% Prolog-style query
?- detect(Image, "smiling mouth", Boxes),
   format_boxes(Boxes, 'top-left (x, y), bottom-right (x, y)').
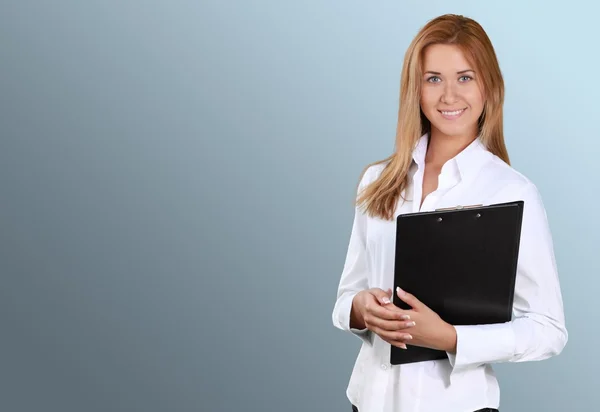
top-left (438, 108), bottom-right (467, 119)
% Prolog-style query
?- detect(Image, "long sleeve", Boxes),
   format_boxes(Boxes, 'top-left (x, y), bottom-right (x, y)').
top-left (447, 182), bottom-right (568, 377)
top-left (331, 166), bottom-right (375, 346)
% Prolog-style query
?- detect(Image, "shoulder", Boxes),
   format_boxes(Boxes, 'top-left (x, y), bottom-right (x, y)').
top-left (486, 153), bottom-right (530, 185)
top-left (481, 152), bottom-right (546, 209)
top-left (483, 153), bottom-right (539, 193)
top-left (357, 159), bottom-right (389, 188)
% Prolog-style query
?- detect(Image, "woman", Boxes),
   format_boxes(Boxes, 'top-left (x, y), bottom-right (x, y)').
top-left (331, 14), bottom-right (567, 412)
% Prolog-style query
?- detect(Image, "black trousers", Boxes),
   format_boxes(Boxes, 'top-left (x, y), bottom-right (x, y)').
top-left (351, 406), bottom-right (498, 412)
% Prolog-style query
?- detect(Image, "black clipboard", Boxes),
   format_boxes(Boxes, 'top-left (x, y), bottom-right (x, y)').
top-left (390, 201), bottom-right (524, 365)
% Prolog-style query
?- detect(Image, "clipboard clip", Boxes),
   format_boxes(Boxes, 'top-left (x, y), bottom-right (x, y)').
top-left (435, 204), bottom-right (483, 211)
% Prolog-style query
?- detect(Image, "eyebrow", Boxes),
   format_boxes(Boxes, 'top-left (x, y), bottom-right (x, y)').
top-left (425, 69), bottom-right (475, 75)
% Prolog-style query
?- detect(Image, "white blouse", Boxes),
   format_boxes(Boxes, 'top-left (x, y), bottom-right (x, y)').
top-left (332, 134), bottom-right (567, 412)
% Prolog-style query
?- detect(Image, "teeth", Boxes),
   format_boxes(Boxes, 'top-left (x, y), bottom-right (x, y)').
top-left (441, 109), bottom-right (464, 116)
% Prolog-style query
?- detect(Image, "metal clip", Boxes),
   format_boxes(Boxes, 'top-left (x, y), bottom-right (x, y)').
top-left (435, 204), bottom-right (483, 211)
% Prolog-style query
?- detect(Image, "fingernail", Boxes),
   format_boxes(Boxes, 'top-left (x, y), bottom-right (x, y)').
top-left (396, 286), bottom-right (406, 297)
top-left (381, 297), bottom-right (391, 304)
top-left (401, 315), bottom-right (411, 320)
top-left (400, 343), bottom-right (407, 349)
top-left (405, 334), bottom-right (413, 340)
top-left (407, 321), bottom-right (416, 327)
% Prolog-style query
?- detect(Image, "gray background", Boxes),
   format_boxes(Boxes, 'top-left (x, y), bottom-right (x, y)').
top-left (0, 1), bottom-right (595, 411)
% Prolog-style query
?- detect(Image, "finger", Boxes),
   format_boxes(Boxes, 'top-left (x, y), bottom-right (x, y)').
top-left (380, 295), bottom-right (392, 305)
top-left (382, 288), bottom-right (393, 304)
top-left (380, 332), bottom-right (413, 349)
top-left (392, 341), bottom-right (409, 350)
top-left (370, 289), bottom-right (393, 306)
top-left (384, 340), bottom-right (407, 350)
top-left (365, 299), bottom-right (411, 321)
top-left (396, 286), bottom-right (423, 310)
top-left (365, 317), bottom-right (416, 332)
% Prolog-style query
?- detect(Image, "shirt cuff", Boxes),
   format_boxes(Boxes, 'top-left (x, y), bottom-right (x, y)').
top-left (447, 322), bottom-right (516, 376)
top-left (334, 292), bottom-right (373, 346)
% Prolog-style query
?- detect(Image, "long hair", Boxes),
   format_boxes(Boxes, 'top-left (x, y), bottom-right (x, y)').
top-left (357, 14), bottom-right (509, 221)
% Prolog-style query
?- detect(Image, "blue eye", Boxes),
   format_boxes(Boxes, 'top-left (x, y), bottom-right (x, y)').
top-left (459, 75), bottom-right (472, 82)
top-left (427, 76), bottom-right (441, 83)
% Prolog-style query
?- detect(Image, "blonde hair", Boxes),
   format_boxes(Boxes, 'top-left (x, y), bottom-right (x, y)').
top-left (357, 14), bottom-right (510, 221)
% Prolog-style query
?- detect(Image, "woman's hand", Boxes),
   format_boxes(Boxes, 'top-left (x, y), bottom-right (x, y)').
top-left (351, 288), bottom-right (416, 349)
top-left (388, 287), bottom-right (458, 353)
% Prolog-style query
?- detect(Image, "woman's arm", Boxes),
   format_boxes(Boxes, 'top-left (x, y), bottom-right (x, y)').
top-left (446, 182), bottom-right (568, 378)
top-left (332, 166), bottom-right (375, 345)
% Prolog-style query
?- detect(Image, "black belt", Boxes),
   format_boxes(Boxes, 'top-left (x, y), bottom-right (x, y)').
top-left (351, 405), bottom-right (498, 412)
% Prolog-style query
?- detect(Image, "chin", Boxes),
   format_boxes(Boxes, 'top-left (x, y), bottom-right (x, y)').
top-left (430, 125), bottom-right (466, 138)
top-left (430, 121), bottom-right (477, 139)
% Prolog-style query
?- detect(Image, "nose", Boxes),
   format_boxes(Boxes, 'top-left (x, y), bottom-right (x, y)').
top-left (441, 82), bottom-right (458, 105)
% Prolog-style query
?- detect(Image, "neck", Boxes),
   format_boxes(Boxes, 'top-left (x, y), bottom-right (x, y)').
top-left (425, 129), bottom-right (477, 167)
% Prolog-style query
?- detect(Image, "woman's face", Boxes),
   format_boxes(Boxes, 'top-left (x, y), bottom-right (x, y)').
top-left (419, 44), bottom-right (485, 140)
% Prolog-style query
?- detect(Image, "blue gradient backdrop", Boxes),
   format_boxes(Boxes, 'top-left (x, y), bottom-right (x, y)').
top-left (0, 1), bottom-right (595, 411)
